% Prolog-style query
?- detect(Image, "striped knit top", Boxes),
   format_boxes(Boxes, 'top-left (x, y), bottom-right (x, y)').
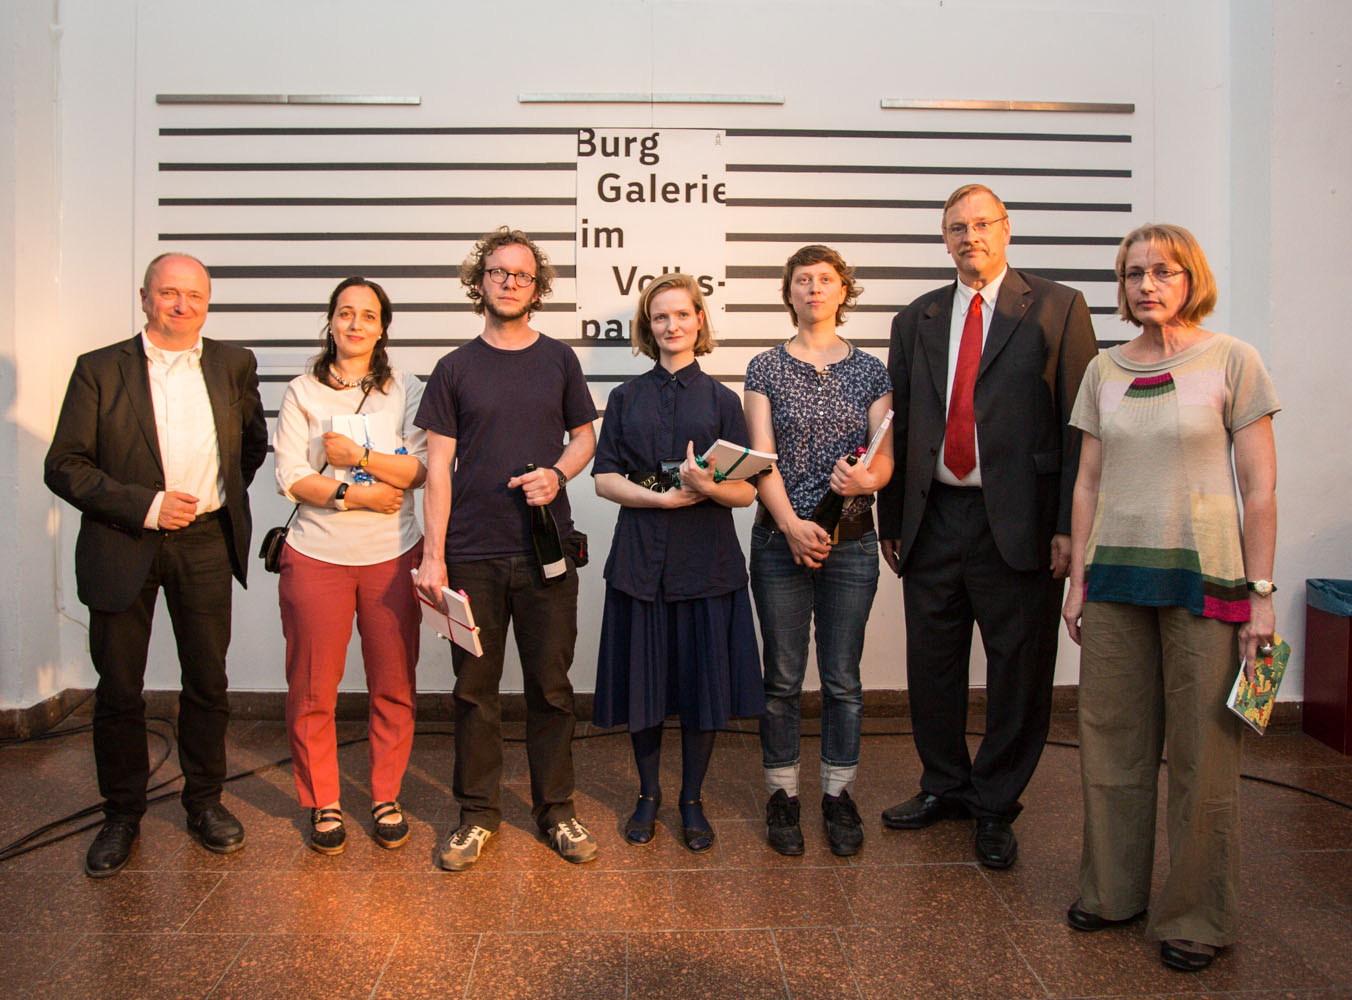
top-left (1069, 333), bottom-right (1280, 621)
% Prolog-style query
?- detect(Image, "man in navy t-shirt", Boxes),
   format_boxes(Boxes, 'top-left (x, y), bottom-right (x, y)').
top-left (415, 227), bottom-right (598, 871)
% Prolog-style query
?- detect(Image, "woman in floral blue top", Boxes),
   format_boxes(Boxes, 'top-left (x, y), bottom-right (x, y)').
top-left (743, 244), bottom-right (893, 857)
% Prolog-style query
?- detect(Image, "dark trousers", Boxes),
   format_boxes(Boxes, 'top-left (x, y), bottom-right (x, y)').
top-left (901, 483), bottom-right (1062, 821)
top-left (447, 554), bottom-right (579, 832)
top-left (87, 514), bottom-right (234, 822)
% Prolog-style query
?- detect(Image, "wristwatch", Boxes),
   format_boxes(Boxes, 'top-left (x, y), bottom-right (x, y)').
top-left (333, 483), bottom-right (349, 511)
top-left (1246, 579), bottom-right (1277, 597)
top-left (551, 466), bottom-right (567, 493)
top-left (358, 447), bottom-right (370, 470)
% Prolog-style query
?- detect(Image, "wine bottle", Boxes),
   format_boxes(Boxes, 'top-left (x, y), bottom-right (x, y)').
top-left (811, 449), bottom-right (863, 539)
top-left (524, 463), bottom-right (568, 584)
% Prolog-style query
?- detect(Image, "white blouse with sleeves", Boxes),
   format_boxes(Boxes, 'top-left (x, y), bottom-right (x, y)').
top-left (272, 369), bottom-right (427, 565)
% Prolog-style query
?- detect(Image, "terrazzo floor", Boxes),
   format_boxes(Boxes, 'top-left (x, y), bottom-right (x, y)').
top-left (1, 710), bottom-right (1350, 999)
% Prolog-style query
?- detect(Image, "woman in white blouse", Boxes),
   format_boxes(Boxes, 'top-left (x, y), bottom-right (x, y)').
top-left (272, 277), bottom-right (428, 854)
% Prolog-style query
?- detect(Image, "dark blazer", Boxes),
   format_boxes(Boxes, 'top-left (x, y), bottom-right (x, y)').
top-left (876, 268), bottom-right (1097, 573)
top-left (44, 335), bottom-right (268, 613)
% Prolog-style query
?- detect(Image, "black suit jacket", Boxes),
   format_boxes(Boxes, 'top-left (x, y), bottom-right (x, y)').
top-left (44, 335), bottom-right (268, 613)
top-left (876, 268), bottom-right (1097, 573)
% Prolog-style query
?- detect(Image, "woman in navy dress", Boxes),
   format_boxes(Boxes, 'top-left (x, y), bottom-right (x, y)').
top-left (592, 271), bottom-right (763, 852)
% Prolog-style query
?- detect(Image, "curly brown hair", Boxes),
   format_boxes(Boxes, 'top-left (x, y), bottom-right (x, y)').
top-left (780, 244), bottom-right (862, 328)
top-left (460, 227), bottom-right (555, 316)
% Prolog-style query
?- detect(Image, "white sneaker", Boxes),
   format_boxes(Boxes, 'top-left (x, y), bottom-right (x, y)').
top-left (438, 823), bottom-right (494, 872)
top-left (545, 817), bottom-right (598, 864)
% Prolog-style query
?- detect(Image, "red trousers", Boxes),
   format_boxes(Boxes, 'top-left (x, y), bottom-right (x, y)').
top-left (279, 542), bottom-right (421, 807)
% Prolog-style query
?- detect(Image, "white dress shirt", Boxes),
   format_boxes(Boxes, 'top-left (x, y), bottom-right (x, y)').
top-left (140, 331), bottom-right (223, 529)
top-left (934, 266), bottom-right (1008, 487)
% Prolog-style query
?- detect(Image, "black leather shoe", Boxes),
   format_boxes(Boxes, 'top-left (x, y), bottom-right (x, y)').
top-left (84, 820), bottom-right (138, 878)
top-left (1066, 899), bottom-right (1146, 932)
top-left (1160, 940), bottom-right (1216, 971)
top-left (186, 803), bottom-right (245, 854)
top-left (881, 792), bottom-right (965, 830)
top-left (973, 818), bottom-right (1017, 869)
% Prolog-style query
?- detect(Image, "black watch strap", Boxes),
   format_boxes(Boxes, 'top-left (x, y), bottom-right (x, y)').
top-left (551, 466), bottom-right (567, 492)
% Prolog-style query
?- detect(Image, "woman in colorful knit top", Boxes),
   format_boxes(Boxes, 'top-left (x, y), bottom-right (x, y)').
top-left (1061, 224), bottom-right (1279, 971)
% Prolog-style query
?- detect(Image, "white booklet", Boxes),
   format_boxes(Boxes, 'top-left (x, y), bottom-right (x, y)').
top-left (699, 439), bottom-right (777, 481)
top-left (410, 570), bottom-right (483, 657)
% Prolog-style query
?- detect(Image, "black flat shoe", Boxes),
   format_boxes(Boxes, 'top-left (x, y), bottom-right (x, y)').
top-left (1066, 899), bottom-right (1146, 932)
top-left (309, 807), bottom-right (346, 855)
top-left (1160, 939), bottom-right (1216, 971)
top-left (624, 793), bottom-right (660, 847)
top-left (973, 818), bottom-right (1017, 869)
top-left (680, 798), bottom-right (715, 854)
top-left (186, 803), bottom-right (245, 854)
top-left (84, 820), bottom-right (138, 878)
top-left (881, 792), bottom-right (966, 829)
top-left (371, 800), bottom-right (409, 850)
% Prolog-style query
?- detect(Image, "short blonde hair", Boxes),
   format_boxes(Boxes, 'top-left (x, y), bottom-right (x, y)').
top-left (942, 184), bottom-right (1007, 225)
top-left (630, 273), bottom-right (716, 360)
top-left (1115, 223), bottom-right (1217, 327)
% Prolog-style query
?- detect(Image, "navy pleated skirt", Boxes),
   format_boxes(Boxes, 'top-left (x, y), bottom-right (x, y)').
top-left (592, 584), bottom-right (764, 732)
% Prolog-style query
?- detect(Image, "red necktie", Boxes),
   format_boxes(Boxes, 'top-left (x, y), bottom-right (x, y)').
top-left (943, 292), bottom-right (983, 479)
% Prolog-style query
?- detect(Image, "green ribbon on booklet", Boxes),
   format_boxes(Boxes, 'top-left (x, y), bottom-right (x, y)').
top-left (695, 446), bottom-right (752, 483)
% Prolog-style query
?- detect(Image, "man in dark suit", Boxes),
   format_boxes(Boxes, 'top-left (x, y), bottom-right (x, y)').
top-left (877, 185), bottom-right (1096, 868)
top-left (45, 253), bottom-right (268, 876)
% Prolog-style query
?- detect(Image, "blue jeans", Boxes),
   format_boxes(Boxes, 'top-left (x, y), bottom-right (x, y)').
top-left (750, 524), bottom-right (880, 774)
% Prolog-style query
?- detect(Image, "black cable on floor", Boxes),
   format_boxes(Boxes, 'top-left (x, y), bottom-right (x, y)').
top-left (1, 721), bottom-right (1348, 865)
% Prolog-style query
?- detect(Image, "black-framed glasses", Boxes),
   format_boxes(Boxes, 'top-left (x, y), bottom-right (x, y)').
top-left (485, 268), bottom-right (537, 287)
top-left (1123, 266), bottom-right (1186, 286)
top-left (945, 216), bottom-right (1008, 239)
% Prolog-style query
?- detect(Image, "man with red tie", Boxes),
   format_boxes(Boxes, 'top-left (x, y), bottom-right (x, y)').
top-left (877, 185), bottom-right (1097, 868)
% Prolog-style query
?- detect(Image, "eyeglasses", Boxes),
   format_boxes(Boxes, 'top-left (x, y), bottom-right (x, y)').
top-left (485, 268), bottom-right (537, 287)
top-left (1122, 266), bottom-right (1186, 286)
top-left (945, 216), bottom-right (1008, 239)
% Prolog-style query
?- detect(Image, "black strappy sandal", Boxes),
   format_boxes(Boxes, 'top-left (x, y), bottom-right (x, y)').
top-left (371, 800), bottom-right (410, 850)
top-left (309, 807), bottom-right (346, 855)
top-left (624, 793), bottom-right (660, 846)
top-left (680, 799), bottom-right (715, 854)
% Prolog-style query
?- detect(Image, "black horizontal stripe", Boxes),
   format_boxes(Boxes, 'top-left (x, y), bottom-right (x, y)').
top-left (206, 264), bottom-right (577, 279)
top-left (726, 233), bottom-right (1121, 246)
top-left (159, 161), bottom-right (575, 172)
top-left (211, 301), bottom-right (576, 313)
top-left (726, 197), bottom-right (1131, 212)
top-left (159, 231), bottom-right (574, 242)
top-left (724, 128), bottom-right (1130, 143)
top-left (159, 196), bottom-right (576, 206)
top-left (727, 163), bottom-right (1131, 178)
top-left (727, 265), bottom-right (1115, 282)
top-left (160, 126), bottom-right (579, 137)
top-left (724, 304), bottom-right (898, 314)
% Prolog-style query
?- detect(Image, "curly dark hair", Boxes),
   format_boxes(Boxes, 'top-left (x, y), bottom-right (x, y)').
top-left (460, 227), bottom-right (555, 316)
top-left (780, 244), bottom-right (862, 329)
top-left (309, 276), bottom-right (395, 392)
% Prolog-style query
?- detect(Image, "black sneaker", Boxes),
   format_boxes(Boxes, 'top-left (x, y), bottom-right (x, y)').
top-left (765, 789), bottom-right (804, 856)
top-left (822, 790), bottom-right (864, 857)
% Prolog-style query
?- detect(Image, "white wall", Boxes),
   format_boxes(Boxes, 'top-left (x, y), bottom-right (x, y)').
top-left (2, 0), bottom-right (1347, 708)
